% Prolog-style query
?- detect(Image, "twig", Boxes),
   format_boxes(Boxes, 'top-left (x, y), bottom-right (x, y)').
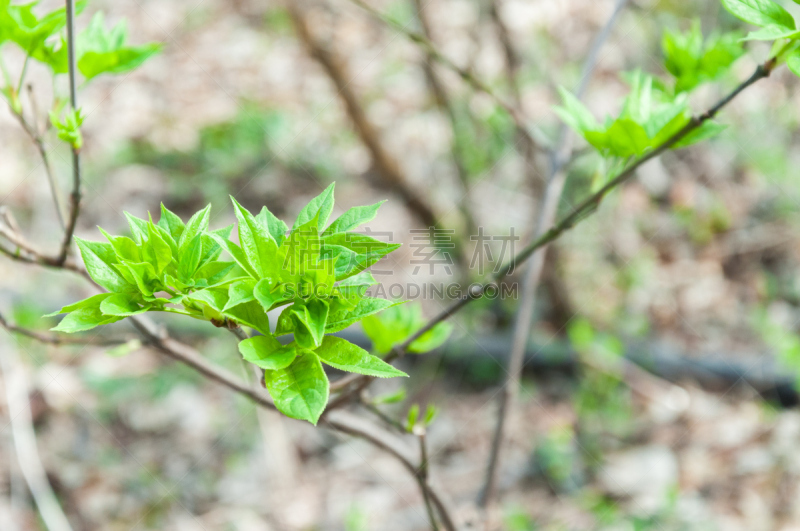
top-left (415, 428), bottom-right (440, 530)
top-left (331, 37), bottom-right (781, 413)
top-left (347, 0), bottom-right (549, 152)
top-left (323, 410), bottom-right (459, 531)
top-left (0, 311), bottom-right (134, 346)
top-left (478, 0), bottom-right (629, 507)
top-left (287, 3), bottom-right (441, 231)
top-left (57, 0), bottom-right (82, 266)
top-left (411, 0), bottom-right (478, 241)
top-left (0, 342), bottom-right (74, 531)
top-left (489, 0), bottom-right (541, 188)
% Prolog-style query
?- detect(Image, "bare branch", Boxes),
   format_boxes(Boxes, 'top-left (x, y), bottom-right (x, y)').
top-left (330, 48), bottom-right (782, 410)
top-left (347, 0), bottom-right (549, 152)
top-left (0, 311), bottom-right (135, 346)
top-left (56, 0), bottom-right (82, 266)
top-left (478, 0), bottom-right (630, 506)
top-left (287, 3), bottom-right (440, 231)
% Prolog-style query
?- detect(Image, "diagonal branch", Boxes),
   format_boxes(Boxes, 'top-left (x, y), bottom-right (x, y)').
top-left (478, 0), bottom-right (629, 507)
top-left (347, 0), bottom-right (549, 152)
top-left (329, 48), bottom-right (781, 404)
top-left (56, 0), bottom-right (82, 266)
top-left (287, 3), bottom-right (440, 231)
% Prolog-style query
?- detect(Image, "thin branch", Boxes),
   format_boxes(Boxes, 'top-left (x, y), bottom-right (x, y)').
top-left (287, 3), bottom-right (440, 231)
top-left (415, 428), bottom-right (440, 530)
top-left (57, 0), bottom-right (82, 266)
top-left (0, 311), bottom-right (135, 346)
top-left (347, 0), bottom-right (549, 152)
top-left (0, 342), bottom-right (74, 531)
top-left (478, 0), bottom-right (629, 507)
top-left (323, 410), bottom-right (459, 531)
top-left (331, 47), bottom-right (781, 409)
top-left (412, 0), bottom-right (478, 241)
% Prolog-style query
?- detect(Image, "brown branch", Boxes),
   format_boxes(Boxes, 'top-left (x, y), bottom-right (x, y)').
top-left (479, 0), bottom-right (630, 506)
top-left (329, 47), bottom-right (781, 414)
top-left (287, 3), bottom-right (440, 231)
top-left (56, 0), bottom-right (82, 266)
top-left (323, 410), bottom-right (458, 531)
top-left (0, 311), bottom-right (134, 346)
top-left (412, 0), bottom-right (478, 241)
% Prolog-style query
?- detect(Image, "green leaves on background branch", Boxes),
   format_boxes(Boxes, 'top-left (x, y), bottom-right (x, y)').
top-left (662, 21), bottom-right (744, 93)
top-left (50, 103), bottom-right (84, 149)
top-left (0, 2), bottom-right (161, 78)
top-left (720, 0), bottom-right (800, 76)
top-left (47, 183), bottom-right (412, 424)
top-left (362, 302), bottom-right (452, 355)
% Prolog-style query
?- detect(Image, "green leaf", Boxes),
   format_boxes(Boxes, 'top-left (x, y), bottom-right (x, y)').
top-left (124, 212), bottom-right (149, 243)
top-left (292, 299), bottom-right (329, 348)
top-left (231, 196), bottom-right (281, 279)
top-left (293, 182), bottom-right (335, 230)
top-left (224, 300), bottom-right (271, 335)
top-left (741, 25), bottom-right (800, 40)
top-left (787, 49), bottom-right (800, 76)
top-left (211, 236), bottom-right (259, 279)
top-left (178, 205), bottom-right (211, 254)
top-left (553, 87), bottom-right (598, 133)
top-left (99, 227), bottom-right (140, 262)
top-left (158, 203), bottom-right (185, 241)
top-left (75, 237), bottom-right (134, 293)
top-left (325, 297), bottom-right (401, 333)
top-left (145, 222), bottom-right (172, 273)
top-left (52, 306), bottom-right (122, 333)
top-left (119, 261), bottom-right (159, 297)
top-left (194, 260), bottom-right (235, 285)
top-left (256, 205), bottom-right (288, 245)
top-left (49, 105), bottom-right (84, 149)
top-left (406, 404), bottom-right (419, 432)
top-left (423, 404), bottom-right (438, 426)
top-left (177, 235), bottom-right (203, 282)
top-left (239, 335), bottom-right (297, 370)
top-left (361, 302), bottom-right (452, 354)
top-left (314, 336), bottom-right (407, 378)
top-left (322, 232), bottom-right (400, 279)
top-left (99, 293), bottom-right (150, 316)
top-left (587, 118), bottom-right (651, 157)
top-left (373, 387), bottom-right (406, 405)
top-left (224, 279), bottom-right (257, 311)
top-left (322, 200), bottom-right (385, 236)
top-left (77, 12), bottom-right (161, 80)
top-left (720, 0), bottom-right (795, 30)
top-left (265, 351), bottom-right (329, 424)
top-left (44, 293), bottom-right (113, 317)
top-left (254, 278), bottom-right (291, 312)
top-left (674, 121), bottom-right (727, 148)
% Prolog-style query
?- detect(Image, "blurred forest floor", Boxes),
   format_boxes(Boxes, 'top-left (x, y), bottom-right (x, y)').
top-left (3, 0), bottom-right (800, 529)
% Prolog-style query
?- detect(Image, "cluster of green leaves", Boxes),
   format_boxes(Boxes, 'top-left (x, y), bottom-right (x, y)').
top-left (0, 2), bottom-right (161, 80)
top-left (662, 21), bottom-right (744, 93)
top-left (721, 0), bottom-right (800, 75)
top-left (556, 69), bottom-right (725, 162)
top-left (49, 103), bottom-right (84, 149)
top-left (362, 301), bottom-right (452, 355)
top-left (48, 184), bottom-right (418, 424)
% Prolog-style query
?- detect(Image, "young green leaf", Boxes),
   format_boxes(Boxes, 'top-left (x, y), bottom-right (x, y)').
top-left (314, 336), bottom-right (407, 378)
top-left (265, 351), bottom-right (329, 424)
top-left (405, 404), bottom-right (420, 432)
top-left (293, 182), bottom-right (335, 230)
top-left (145, 222), bottom-right (172, 273)
top-left (231, 196), bottom-right (280, 278)
top-left (211, 236), bottom-right (260, 279)
top-left (291, 299), bottom-right (329, 349)
top-left (99, 293), bottom-right (151, 316)
top-left (177, 234), bottom-right (203, 282)
top-left (373, 387), bottom-right (407, 405)
top-left (553, 87), bottom-right (598, 133)
top-left (158, 203), bottom-right (185, 241)
top-left (239, 335), bottom-right (297, 370)
top-left (45, 293), bottom-right (113, 317)
top-left (178, 204), bottom-right (211, 254)
top-left (325, 297), bottom-right (402, 333)
top-left (52, 307), bottom-right (122, 333)
top-left (124, 212), bottom-right (149, 243)
top-left (720, 0), bottom-right (795, 30)
top-left (224, 279), bottom-right (257, 311)
top-left (75, 237), bottom-right (134, 293)
top-left (322, 200), bottom-right (386, 236)
top-left (254, 279), bottom-right (291, 312)
top-left (788, 49), bottom-right (800, 77)
top-left (256, 205), bottom-right (288, 245)
top-left (77, 12), bottom-right (161, 80)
